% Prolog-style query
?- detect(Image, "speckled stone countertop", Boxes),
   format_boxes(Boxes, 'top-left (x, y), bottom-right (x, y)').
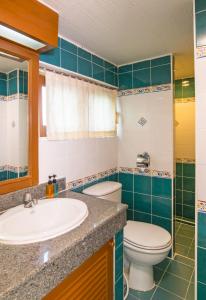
top-left (0, 190), bottom-right (127, 300)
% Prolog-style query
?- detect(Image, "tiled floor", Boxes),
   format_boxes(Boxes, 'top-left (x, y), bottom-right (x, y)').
top-left (127, 255), bottom-right (195, 300)
top-left (175, 221), bottom-right (195, 260)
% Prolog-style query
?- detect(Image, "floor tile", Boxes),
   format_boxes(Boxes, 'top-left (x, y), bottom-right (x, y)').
top-left (176, 243), bottom-right (190, 256)
top-left (188, 247), bottom-right (195, 260)
top-left (152, 287), bottom-right (183, 300)
top-left (154, 267), bottom-right (164, 284)
top-left (185, 283), bottom-right (194, 300)
top-left (174, 254), bottom-right (195, 267)
top-left (166, 260), bottom-right (193, 281)
top-left (127, 293), bottom-right (139, 300)
top-left (155, 257), bottom-right (171, 270)
top-left (175, 235), bottom-right (193, 246)
top-left (159, 272), bottom-right (189, 298)
top-left (129, 287), bottom-right (155, 300)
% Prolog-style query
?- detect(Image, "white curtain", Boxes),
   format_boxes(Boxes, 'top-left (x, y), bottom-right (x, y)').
top-left (45, 71), bottom-right (117, 140)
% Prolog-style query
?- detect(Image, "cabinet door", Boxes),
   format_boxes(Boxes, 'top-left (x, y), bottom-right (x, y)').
top-left (44, 240), bottom-right (114, 300)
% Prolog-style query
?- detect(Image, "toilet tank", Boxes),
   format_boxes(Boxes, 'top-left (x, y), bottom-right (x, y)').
top-left (82, 181), bottom-right (122, 202)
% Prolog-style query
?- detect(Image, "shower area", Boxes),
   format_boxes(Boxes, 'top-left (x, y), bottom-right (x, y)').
top-left (174, 77), bottom-right (195, 260)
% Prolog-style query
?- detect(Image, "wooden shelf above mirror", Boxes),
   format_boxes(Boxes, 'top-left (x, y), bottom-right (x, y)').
top-left (0, 0), bottom-right (58, 52)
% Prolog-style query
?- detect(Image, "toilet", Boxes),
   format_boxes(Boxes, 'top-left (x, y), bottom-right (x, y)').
top-left (83, 181), bottom-right (172, 292)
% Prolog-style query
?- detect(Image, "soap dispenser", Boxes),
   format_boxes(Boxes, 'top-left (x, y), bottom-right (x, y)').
top-left (46, 175), bottom-right (54, 198)
top-left (53, 174), bottom-right (59, 196)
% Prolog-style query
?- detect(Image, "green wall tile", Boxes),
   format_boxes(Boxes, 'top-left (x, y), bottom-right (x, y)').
top-left (198, 247), bottom-right (206, 284)
top-left (151, 56), bottom-right (171, 67)
top-left (152, 215), bottom-right (171, 233)
top-left (61, 49), bottom-right (77, 72)
top-left (115, 230), bottom-right (123, 247)
top-left (183, 164), bottom-right (195, 178)
top-left (183, 177), bottom-right (195, 192)
top-left (118, 64), bottom-right (132, 73)
top-left (198, 212), bottom-right (206, 248)
top-left (92, 55), bottom-right (104, 67)
top-left (134, 175), bottom-right (151, 194)
top-left (40, 48), bottom-right (60, 67)
top-left (176, 204), bottom-right (183, 217)
top-left (196, 0), bottom-right (206, 13)
top-left (78, 48), bottom-right (91, 60)
top-left (183, 205), bottom-right (195, 220)
top-left (0, 80), bottom-right (7, 96)
top-left (151, 64), bottom-right (171, 86)
top-left (152, 177), bottom-right (172, 198)
top-left (0, 72), bottom-right (6, 80)
top-left (119, 72), bottom-right (132, 89)
top-left (105, 61), bottom-right (116, 72)
top-left (61, 38), bottom-right (77, 54)
top-left (133, 60), bottom-right (150, 70)
top-left (196, 10), bottom-right (206, 47)
top-left (119, 173), bottom-right (133, 191)
top-left (183, 191), bottom-right (195, 206)
top-left (198, 282), bottom-right (206, 300)
top-left (127, 209), bottom-right (133, 220)
top-left (175, 79), bottom-right (182, 98)
top-left (105, 70), bottom-right (115, 85)
top-left (8, 78), bottom-right (17, 95)
top-left (134, 210), bottom-right (151, 223)
top-left (78, 57), bottom-right (92, 77)
top-left (93, 64), bottom-right (104, 81)
top-left (122, 191), bottom-right (133, 209)
top-left (176, 163), bottom-right (183, 176)
top-left (134, 193), bottom-right (151, 214)
top-left (133, 68), bottom-right (150, 88)
top-left (176, 176), bottom-right (183, 190)
top-left (115, 275), bottom-right (123, 300)
top-left (176, 190), bottom-right (183, 204)
top-left (152, 196), bottom-right (172, 219)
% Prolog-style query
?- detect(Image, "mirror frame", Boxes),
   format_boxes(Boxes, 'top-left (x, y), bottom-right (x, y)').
top-left (0, 37), bottom-right (38, 194)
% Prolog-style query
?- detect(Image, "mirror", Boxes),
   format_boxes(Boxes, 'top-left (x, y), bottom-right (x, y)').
top-left (0, 53), bottom-right (28, 182)
top-left (0, 37), bottom-right (38, 194)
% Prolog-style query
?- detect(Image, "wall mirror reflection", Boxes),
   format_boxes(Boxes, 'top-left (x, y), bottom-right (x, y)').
top-left (0, 52), bottom-right (28, 182)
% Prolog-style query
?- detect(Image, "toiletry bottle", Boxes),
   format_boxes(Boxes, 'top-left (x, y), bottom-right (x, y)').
top-left (53, 174), bottom-right (59, 197)
top-left (46, 176), bottom-right (54, 198)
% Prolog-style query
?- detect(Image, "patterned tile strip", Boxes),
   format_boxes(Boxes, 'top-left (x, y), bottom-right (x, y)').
top-left (198, 200), bottom-right (206, 213)
top-left (118, 84), bottom-right (171, 97)
top-left (196, 46), bottom-right (206, 59)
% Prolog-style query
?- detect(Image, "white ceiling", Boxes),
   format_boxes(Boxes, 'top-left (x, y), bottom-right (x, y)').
top-left (41, 0), bottom-right (194, 79)
top-left (0, 55), bottom-right (28, 73)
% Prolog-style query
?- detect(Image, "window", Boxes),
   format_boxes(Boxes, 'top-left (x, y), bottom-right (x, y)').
top-left (39, 71), bottom-right (117, 139)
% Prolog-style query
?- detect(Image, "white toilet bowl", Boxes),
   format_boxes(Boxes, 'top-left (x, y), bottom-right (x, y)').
top-left (124, 221), bottom-right (172, 291)
top-left (83, 181), bottom-right (172, 292)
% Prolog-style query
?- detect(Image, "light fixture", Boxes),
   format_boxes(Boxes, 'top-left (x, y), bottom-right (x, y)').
top-left (0, 25), bottom-right (46, 50)
top-left (182, 80), bottom-right (190, 87)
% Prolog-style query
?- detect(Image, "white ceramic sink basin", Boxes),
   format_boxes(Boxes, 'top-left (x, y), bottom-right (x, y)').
top-left (0, 198), bottom-right (88, 245)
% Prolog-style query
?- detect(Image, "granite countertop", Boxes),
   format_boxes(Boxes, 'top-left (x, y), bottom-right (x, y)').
top-left (0, 190), bottom-right (127, 300)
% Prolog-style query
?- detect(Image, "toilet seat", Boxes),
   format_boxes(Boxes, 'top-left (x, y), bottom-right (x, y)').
top-left (124, 221), bottom-right (172, 251)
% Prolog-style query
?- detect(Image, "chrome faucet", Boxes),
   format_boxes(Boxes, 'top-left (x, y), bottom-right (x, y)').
top-left (23, 193), bottom-right (38, 208)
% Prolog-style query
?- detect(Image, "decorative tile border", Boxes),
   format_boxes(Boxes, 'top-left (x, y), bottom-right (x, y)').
top-left (176, 158), bottom-right (195, 164)
top-left (0, 165), bottom-right (28, 173)
top-left (198, 200), bottom-right (206, 213)
top-left (196, 46), bottom-right (206, 59)
top-left (66, 167), bottom-right (118, 190)
top-left (175, 97), bottom-right (195, 103)
top-left (118, 84), bottom-right (171, 97)
top-left (0, 94), bottom-right (28, 102)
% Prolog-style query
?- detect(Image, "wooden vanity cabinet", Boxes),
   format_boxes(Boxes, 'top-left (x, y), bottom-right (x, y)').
top-left (44, 240), bottom-right (114, 300)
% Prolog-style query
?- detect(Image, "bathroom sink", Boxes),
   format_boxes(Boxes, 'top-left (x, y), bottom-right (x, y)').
top-left (0, 198), bottom-right (88, 245)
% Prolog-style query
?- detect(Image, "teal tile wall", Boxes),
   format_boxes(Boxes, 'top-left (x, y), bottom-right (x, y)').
top-left (115, 230), bottom-right (124, 300)
top-left (0, 72), bottom-right (7, 96)
top-left (0, 70), bottom-right (28, 96)
top-left (198, 211), bottom-right (206, 300)
top-left (118, 172), bottom-right (173, 235)
top-left (175, 163), bottom-right (195, 220)
top-left (40, 37), bottom-right (118, 87)
top-left (195, 0), bottom-right (206, 47)
top-left (118, 55), bottom-right (171, 90)
top-left (175, 78), bottom-right (195, 98)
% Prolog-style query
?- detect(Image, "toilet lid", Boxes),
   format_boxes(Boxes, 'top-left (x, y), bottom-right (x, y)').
top-left (124, 221), bottom-right (171, 250)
